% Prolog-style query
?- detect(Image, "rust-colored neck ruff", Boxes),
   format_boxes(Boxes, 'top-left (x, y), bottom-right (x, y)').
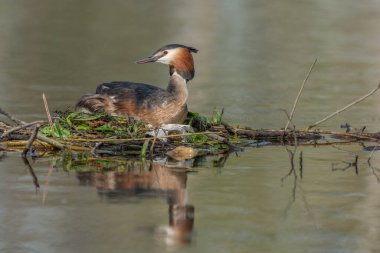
top-left (169, 48), bottom-right (195, 81)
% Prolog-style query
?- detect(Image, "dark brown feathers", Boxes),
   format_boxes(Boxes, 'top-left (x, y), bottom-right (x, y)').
top-left (75, 94), bottom-right (115, 113)
top-left (75, 76), bottom-right (188, 127)
top-left (155, 44), bottom-right (198, 54)
top-left (75, 44), bottom-right (197, 126)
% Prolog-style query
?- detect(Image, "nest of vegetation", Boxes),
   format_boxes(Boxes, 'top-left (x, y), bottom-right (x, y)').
top-left (0, 108), bottom-right (328, 160)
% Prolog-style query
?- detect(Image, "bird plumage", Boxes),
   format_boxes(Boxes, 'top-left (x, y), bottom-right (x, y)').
top-left (75, 44), bottom-right (197, 127)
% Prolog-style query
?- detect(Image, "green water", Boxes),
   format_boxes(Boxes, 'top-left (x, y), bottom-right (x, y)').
top-left (1, 1), bottom-right (380, 252)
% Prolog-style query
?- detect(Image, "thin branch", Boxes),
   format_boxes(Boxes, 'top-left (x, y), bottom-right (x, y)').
top-left (22, 124), bottom-right (41, 157)
top-left (308, 83), bottom-right (380, 130)
top-left (285, 59), bottom-right (317, 130)
top-left (368, 144), bottom-right (378, 161)
top-left (280, 109), bottom-right (296, 131)
top-left (0, 107), bottom-right (26, 125)
top-left (36, 133), bottom-right (66, 150)
top-left (0, 105), bottom-right (68, 150)
top-left (150, 133), bottom-right (158, 156)
top-left (1, 120), bottom-right (46, 138)
top-left (206, 133), bottom-right (244, 152)
top-left (91, 142), bottom-right (102, 157)
top-left (0, 119), bottom-right (11, 129)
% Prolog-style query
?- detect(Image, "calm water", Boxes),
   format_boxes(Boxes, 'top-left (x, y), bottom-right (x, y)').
top-left (1, 1), bottom-right (380, 252)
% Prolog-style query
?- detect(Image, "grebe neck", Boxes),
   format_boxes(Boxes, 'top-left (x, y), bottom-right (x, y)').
top-left (167, 71), bottom-right (188, 104)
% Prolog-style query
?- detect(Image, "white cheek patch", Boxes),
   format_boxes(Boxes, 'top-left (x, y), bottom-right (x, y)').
top-left (156, 49), bottom-right (178, 64)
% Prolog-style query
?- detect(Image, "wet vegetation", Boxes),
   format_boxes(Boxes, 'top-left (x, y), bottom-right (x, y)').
top-left (0, 107), bottom-right (324, 158)
top-left (1, 106), bottom-right (380, 162)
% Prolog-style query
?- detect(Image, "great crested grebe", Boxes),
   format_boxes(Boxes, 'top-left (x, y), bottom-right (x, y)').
top-left (76, 44), bottom-right (198, 127)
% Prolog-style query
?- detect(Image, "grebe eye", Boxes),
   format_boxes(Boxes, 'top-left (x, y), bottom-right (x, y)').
top-left (163, 50), bottom-right (168, 55)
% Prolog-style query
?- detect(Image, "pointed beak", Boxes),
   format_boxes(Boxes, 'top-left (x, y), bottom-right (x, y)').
top-left (135, 55), bottom-right (160, 64)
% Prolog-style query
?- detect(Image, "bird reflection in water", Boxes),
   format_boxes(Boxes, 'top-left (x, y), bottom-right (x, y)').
top-left (75, 158), bottom-right (195, 245)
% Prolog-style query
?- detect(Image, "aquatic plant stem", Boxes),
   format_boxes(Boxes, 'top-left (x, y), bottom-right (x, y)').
top-left (141, 139), bottom-right (149, 157)
top-left (307, 82), bottom-right (380, 130)
top-left (285, 59), bottom-right (317, 131)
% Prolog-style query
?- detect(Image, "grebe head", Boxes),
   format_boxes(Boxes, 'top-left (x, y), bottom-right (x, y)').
top-left (136, 44), bottom-right (198, 81)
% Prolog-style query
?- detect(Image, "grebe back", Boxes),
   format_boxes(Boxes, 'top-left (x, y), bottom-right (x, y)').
top-left (75, 44), bottom-right (198, 127)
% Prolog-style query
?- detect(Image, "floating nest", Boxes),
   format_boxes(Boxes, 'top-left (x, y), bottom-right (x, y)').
top-left (0, 109), bottom-right (330, 159)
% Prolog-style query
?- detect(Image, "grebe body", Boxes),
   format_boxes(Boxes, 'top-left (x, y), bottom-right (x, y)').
top-left (76, 44), bottom-right (198, 127)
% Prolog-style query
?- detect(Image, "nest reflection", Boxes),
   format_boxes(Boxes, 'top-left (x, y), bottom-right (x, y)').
top-left (76, 158), bottom-right (196, 245)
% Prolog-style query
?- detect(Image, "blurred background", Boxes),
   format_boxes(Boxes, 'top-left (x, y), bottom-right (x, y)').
top-left (1, 0), bottom-right (380, 130)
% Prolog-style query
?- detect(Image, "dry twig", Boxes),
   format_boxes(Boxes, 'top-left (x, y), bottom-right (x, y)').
top-left (91, 142), bottom-right (102, 157)
top-left (0, 107), bottom-right (67, 150)
top-left (0, 107), bottom-right (26, 125)
top-left (285, 59), bottom-right (317, 130)
top-left (308, 83), bottom-right (380, 130)
top-left (22, 124), bottom-right (41, 157)
top-left (1, 120), bottom-right (46, 138)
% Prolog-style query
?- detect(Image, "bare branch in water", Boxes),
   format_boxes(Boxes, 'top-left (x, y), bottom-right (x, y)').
top-left (285, 59), bottom-right (317, 131)
top-left (22, 124), bottom-right (41, 157)
top-left (0, 107), bottom-right (66, 150)
top-left (1, 120), bottom-right (46, 139)
top-left (36, 133), bottom-right (67, 150)
top-left (91, 142), bottom-right (102, 157)
top-left (308, 82), bottom-right (380, 130)
top-left (0, 107), bottom-right (26, 125)
top-left (280, 109), bottom-right (296, 131)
